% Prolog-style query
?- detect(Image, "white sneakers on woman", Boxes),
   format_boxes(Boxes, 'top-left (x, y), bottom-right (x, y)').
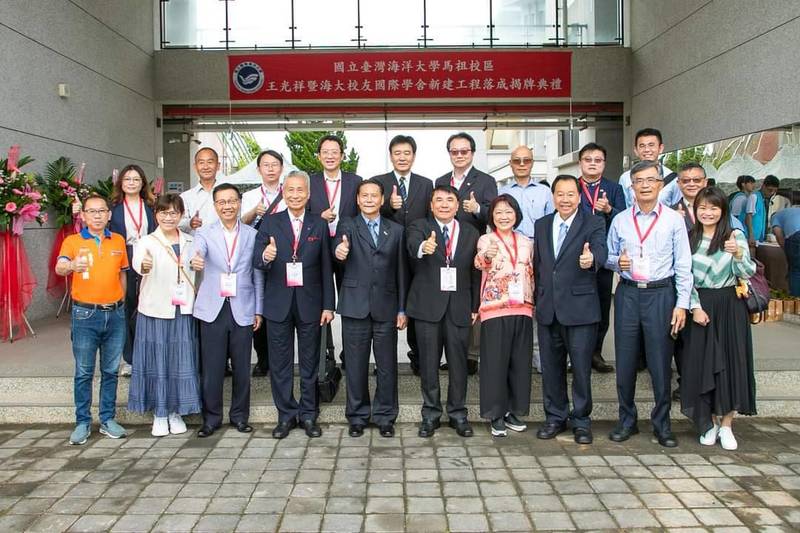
top-left (152, 414), bottom-right (187, 437)
top-left (718, 426), bottom-right (738, 450)
top-left (699, 423), bottom-right (719, 446)
top-left (168, 413), bottom-right (187, 435)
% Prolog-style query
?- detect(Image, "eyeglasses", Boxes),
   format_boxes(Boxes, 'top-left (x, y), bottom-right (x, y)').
top-left (83, 209), bottom-right (109, 216)
top-left (510, 157), bottom-right (533, 165)
top-left (260, 162), bottom-right (281, 169)
top-left (157, 211), bottom-right (181, 218)
top-left (636, 142), bottom-right (659, 150)
top-left (214, 199), bottom-right (240, 206)
top-left (319, 150), bottom-right (341, 157)
top-left (121, 177), bottom-right (142, 183)
top-left (554, 192), bottom-right (578, 199)
top-left (632, 177), bottom-right (662, 186)
top-left (581, 157), bottom-right (605, 164)
top-left (448, 149), bottom-right (472, 156)
top-left (679, 177), bottom-right (705, 184)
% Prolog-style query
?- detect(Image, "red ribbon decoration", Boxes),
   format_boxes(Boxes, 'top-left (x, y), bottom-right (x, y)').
top-left (6, 145), bottom-right (20, 172)
top-left (0, 231), bottom-right (36, 341)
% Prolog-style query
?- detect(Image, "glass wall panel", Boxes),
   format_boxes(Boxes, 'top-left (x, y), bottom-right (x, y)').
top-left (425, 0), bottom-right (490, 46)
top-left (360, 0), bottom-right (424, 47)
top-left (162, 0), bottom-right (226, 48)
top-left (293, 0), bottom-right (359, 47)
top-left (493, 0), bottom-right (556, 46)
top-left (566, 0), bottom-right (620, 45)
top-left (228, 0), bottom-right (293, 48)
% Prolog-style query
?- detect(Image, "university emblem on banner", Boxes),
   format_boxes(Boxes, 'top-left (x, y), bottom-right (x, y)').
top-left (232, 61), bottom-right (264, 94)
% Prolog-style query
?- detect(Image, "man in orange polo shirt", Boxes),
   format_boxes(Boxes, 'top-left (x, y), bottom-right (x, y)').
top-left (56, 194), bottom-right (129, 445)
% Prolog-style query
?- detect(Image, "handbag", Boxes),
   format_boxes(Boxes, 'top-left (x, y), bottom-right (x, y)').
top-left (737, 259), bottom-right (769, 320)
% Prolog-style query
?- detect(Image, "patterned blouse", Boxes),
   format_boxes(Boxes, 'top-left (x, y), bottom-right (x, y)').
top-left (690, 230), bottom-right (756, 309)
top-left (474, 231), bottom-right (535, 321)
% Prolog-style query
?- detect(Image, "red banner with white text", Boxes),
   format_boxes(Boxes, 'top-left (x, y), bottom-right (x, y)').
top-left (228, 50), bottom-right (571, 101)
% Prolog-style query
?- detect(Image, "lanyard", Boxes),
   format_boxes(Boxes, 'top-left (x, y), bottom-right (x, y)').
top-left (580, 178), bottom-right (601, 213)
top-left (493, 230), bottom-right (518, 267)
top-left (291, 218), bottom-right (302, 261)
top-left (450, 175), bottom-right (464, 189)
top-left (261, 185), bottom-right (283, 214)
top-left (123, 197), bottom-right (143, 237)
top-left (443, 220), bottom-right (459, 266)
top-left (632, 204), bottom-right (662, 257)
top-left (224, 223), bottom-right (240, 273)
top-left (325, 179), bottom-right (341, 210)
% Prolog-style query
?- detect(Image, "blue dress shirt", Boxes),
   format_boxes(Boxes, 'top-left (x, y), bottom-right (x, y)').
top-left (499, 179), bottom-right (554, 239)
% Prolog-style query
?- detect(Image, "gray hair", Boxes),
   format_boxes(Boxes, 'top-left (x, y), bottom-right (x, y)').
top-left (630, 160), bottom-right (663, 179)
top-left (285, 169), bottom-right (310, 189)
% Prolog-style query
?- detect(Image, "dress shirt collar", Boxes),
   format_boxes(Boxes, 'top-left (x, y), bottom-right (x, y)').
top-left (324, 170), bottom-right (342, 182)
top-left (451, 166), bottom-right (472, 183)
top-left (633, 202), bottom-right (663, 217)
top-left (393, 171), bottom-right (410, 181)
top-left (555, 209), bottom-right (578, 227)
top-left (361, 214), bottom-right (381, 226)
top-left (435, 217), bottom-right (455, 233)
top-left (510, 176), bottom-right (537, 189)
top-left (80, 227), bottom-right (112, 240)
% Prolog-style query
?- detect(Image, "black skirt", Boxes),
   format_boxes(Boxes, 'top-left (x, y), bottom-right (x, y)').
top-left (680, 286), bottom-right (757, 435)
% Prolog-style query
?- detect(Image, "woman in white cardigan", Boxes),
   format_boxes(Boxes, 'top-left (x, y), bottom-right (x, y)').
top-left (128, 194), bottom-right (201, 437)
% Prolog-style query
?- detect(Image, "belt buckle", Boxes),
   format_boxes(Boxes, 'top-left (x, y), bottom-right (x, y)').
top-left (636, 281), bottom-right (647, 289)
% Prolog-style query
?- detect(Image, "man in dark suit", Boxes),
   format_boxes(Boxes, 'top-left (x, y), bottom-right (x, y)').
top-left (253, 171), bottom-right (336, 439)
top-left (406, 185), bottom-right (481, 438)
top-left (333, 179), bottom-right (409, 438)
top-left (576, 143), bottom-right (626, 373)
top-left (435, 132), bottom-right (497, 375)
top-left (534, 175), bottom-right (608, 445)
top-left (374, 134), bottom-right (432, 375)
top-left (308, 134), bottom-right (362, 368)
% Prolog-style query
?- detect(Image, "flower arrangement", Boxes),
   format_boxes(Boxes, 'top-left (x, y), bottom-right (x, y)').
top-left (37, 157), bottom-right (92, 227)
top-left (0, 150), bottom-right (47, 234)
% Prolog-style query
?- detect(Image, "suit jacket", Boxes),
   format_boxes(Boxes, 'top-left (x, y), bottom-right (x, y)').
top-left (374, 172), bottom-right (433, 228)
top-left (252, 210), bottom-right (335, 323)
top-left (191, 220), bottom-right (265, 326)
top-left (577, 177), bottom-right (626, 234)
top-left (405, 217), bottom-right (481, 325)
top-left (109, 201), bottom-right (156, 251)
top-left (435, 167), bottom-right (498, 234)
top-left (533, 210), bottom-right (607, 326)
top-left (308, 171), bottom-right (362, 220)
top-left (333, 215), bottom-right (409, 322)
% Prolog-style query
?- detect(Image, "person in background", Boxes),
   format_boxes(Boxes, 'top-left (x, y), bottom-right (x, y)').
top-left (56, 194), bottom-right (129, 445)
top-left (618, 128), bottom-right (681, 208)
top-left (109, 165), bottom-right (156, 377)
top-left (772, 206), bottom-right (800, 296)
top-left (180, 147), bottom-right (221, 234)
top-left (474, 194), bottom-right (534, 438)
top-left (730, 175), bottom-right (766, 245)
top-left (681, 187), bottom-right (756, 450)
top-left (762, 174), bottom-right (790, 234)
top-left (128, 194), bottom-right (201, 437)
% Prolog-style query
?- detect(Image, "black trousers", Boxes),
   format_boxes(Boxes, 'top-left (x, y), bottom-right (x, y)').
top-left (267, 295), bottom-right (320, 423)
top-left (253, 320), bottom-right (269, 373)
top-left (614, 282), bottom-right (676, 436)
top-left (593, 267), bottom-right (614, 355)
top-left (342, 316), bottom-right (398, 425)
top-left (199, 300), bottom-right (253, 428)
top-left (479, 315), bottom-right (532, 420)
top-left (325, 262), bottom-right (344, 358)
top-left (539, 318), bottom-right (596, 428)
top-left (122, 246), bottom-right (142, 365)
top-left (416, 316), bottom-right (470, 421)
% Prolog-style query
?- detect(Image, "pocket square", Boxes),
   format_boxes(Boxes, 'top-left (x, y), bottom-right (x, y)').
top-left (307, 235), bottom-right (320, 242)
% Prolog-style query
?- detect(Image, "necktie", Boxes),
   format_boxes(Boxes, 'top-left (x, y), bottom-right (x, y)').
top-left (398, 177), bottom-right (408, 202)
top-left (442, 225), bottom-right (450, 261)
top-left (555, 221), bottom-right (568, 257)
top-left (368, 220), bottom-right (379, 246)
top-left (293, 218), bottom-right (302, 240)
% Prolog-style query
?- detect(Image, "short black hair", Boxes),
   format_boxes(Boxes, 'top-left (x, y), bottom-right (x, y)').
top-left (389, 135), bottom-right (416, 154)
top-left (256, 149), bottom-right (284, 167)
top-left (195, 147), bottom-right (219, 162)
top-left (763, 174), bottom-right (780, 188)
top-left (487, 194), bottom-right (523, 231)
top-left (82, 193), bottom-right (110, 210)
top-left (678, 161), bottom-right (706, 176)
top-left (154, 193), bottom-right (185, 215)
top-left (634, 128), bottom-right (663, 146)
top-left (316, 134), bottom-right (344, 154)
top-left (357, 178), bottom-right (384, 196)
top-left (430, 184), bottom-right (459, 202)
top-left (736, 175), bottom-right (756, 190)
top-left (446, 132), bottom-right (476, 152)
top-left (578, 142), bottom-right (607, 160)
top-left (630, 160), bottom-right (663, 179)
top-left (550, 174), bottom-right (580, 193)
top-left (213, 183), bottom-right (241, 200)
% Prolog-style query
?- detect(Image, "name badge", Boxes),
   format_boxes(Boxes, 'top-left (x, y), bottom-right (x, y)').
top-left (509, 278), bottom-right (524, 305)
top-left (171, 282), bottom-right (190, 306)
top-left (631, 255), bottom-right (651, 282)
top-left (440, 267), bottom-right (457, 291)
top-left (286, 262), bottom-right (304, 287)
top-left (220, 272), bottom-right (237, 297)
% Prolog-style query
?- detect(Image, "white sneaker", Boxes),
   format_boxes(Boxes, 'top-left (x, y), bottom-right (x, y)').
top-left (119, 362), bottom-right (132, 377)
top-left (168, 413), bottom-right (187, 435)
top-left (718, 426), bottom-right (738, 450)
top-left (151, 416), bottom-right (169, 437)
top-left (699, 423), bottom-right (719, 446)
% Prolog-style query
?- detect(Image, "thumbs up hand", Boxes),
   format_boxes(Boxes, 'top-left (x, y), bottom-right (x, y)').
top-left (190, 251), bottom-right (205, 271)
top-left (71, 200), bottom-right (82, 216)
top-left (676, 202), bottom-right (686, 218)
top-left (723, 231), bottom-right (741, 258)
top-left (335, 234), bottom-right (350, 261)
top-left (579, 242), bottom-right (594, 269)
top-left (595, 190), bottom-right (611, 213)
top-left (618, 248), bottom-right (631, 272)
top-left (255, 199), bottom-right (267, 217)
top-left (141, 249), bottom-right (153, 273)
top-left (390, 185), bottom-right (403, 209)
top-left (462, 191), bottom-right (480, 214)
top-left (73, 254), bottom-right (89, 273)
top-left (263, 236), bottom-right (277, 262)
top-left (483, 237), bottom-right (499, 261)
top-left (422, 230), bottom-right (438, 255)
top-left (190, 210), bottom-right (203, 229)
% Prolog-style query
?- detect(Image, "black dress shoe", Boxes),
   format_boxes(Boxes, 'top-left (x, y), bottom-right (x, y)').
top-left (573, 427), bottom-right (593, 445)
top-left (225, 361), bottom-right (233, 376)
top-left (439, 362), bottom-right (448, 371)
top-left (591, 353), bottom-right (614, 373)
top-left (197, 425), bottom-right (217, 438)
top-left (348, 424), bottom-right (365, 438)
top-left (408, 352), bottom-right (420, 376)
top-left (418, 418), bottom-right (441, 438)
top-left (448, 418), bottom-right (474, 437)
top-left (230, 421), bottom-right (253, 433)
top-left (379, 424), bottom-right (395, 438)
top-left (608, 425), bottom-right (639, 442)
top-left (671, 387), bottom-right (681, 402)
top-left (272, 418), bottom-right (297, 439)
top-left (302, 419), bottom-right (322, 438)
top-left (536, 422), bottom-right (567, 440)
top-left (466, 359), bottom-right (479, 376)
top-left (656, 432), bottom-right (678, 448)
top-left (252, 365), bottom-right (268, 377)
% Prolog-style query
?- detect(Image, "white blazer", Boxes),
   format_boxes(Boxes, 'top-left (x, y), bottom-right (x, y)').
top-left (132, 227), bottom-right (196, 318)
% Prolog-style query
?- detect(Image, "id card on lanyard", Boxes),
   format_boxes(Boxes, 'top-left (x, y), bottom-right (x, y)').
top-left (495, 231), bottom-right (524, 304)
top-left (220, 224), bottom-right (239, 297)
top-left (286, 222), bottom-right (303, 287)
top-left (440, 221), bottom-right (459, 292)
top-left (123, 197), bottom-right (144, 244)
top-left (630, 205), bottom-right (661, 281)
top-left (170, 245), bottom-right (190, 305)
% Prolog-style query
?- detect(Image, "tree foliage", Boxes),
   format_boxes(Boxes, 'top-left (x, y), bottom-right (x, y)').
top-left (284, 131), bottom-right (359, 174)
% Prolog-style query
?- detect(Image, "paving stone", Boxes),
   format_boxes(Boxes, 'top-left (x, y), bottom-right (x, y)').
top-left (588, 477), bottom-right (629, 493)
top-left (487, 512), bottom-right (531, 531)
top-left (600, 491), bottom-right (643, 509)
top-left (285, 497), bottom-right (326, 514)
top-left (406, 496), bottom-right (444, 513)
top-left (522, 494), bottom-right (564, 512)
top-left (653, 508), bottom-right (701, 527)
top-left (610, 508), bottom-right (660, 528)
top-left (363, 513), bottom-right (405, 532)
top-left (643, 492), bottom-right (684, 509)
top-left (276, 513), bottom-right (323, 532)
top-left (570, 510), bottom-right (617, 529)
top-left (167, 497), bottom-right (210, 514)
top-left (68, 514), bottom-right (119, 532)
top-left (0, 514), bottom-right (38, 531)
top-left (733, 507), bottom-right (785, 526)
top-left (244, 497), bottom-right (288, 514)
top-left (529, 511), bottom-right (574, 530)
top-left (405, 513), bottom-right (446, 532)
top-left (365, 497), bottom-right (404, 514)
top-left (561, 493), bottom-right (603, 512)
top-left (693, 507), bottom-right (744, 526)
top-left (754, 491), bottom-right (800, 507)
top-left (194, 514), bottom-right (241, 532)
top-left (478, 481), bottom-right (517, 496)
top-left (27, 514), bottom-right (80, 533)
top-left (447, 513), bottom-right (490, 532)
top-left (235, 514), bottom-right (280, 532)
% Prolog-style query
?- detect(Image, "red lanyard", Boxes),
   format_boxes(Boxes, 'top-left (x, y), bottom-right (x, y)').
top-left (493, 230), bottom-right (518, 267)
top-left (262, 185), bottom-right (283, 214)
top-left (291, 218), bottom-right (302, 260)
top-left (123, 197), bottom-right (143, 237)
top-left (632, 204), bottom-right (662, 256)
top-left (325, 179), bottom-right (341, 209)
top-left (450, 174), bottom-right (464, 189)
top-left (224, 224), bottom-right (239, 272)
top-left (444, 221), bottom-right (459, 265)
top-left (580, 178), bottom-right (601, 213)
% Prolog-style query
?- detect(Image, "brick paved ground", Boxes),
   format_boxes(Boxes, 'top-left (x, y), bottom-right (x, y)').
top-left (2, 420), bottom-right (800, 532)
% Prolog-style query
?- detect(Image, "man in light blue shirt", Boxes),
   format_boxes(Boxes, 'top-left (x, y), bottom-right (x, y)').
top-left (618, 128), bottom-right (682, 208)
top-left (772, 206), bottom-right (800, 296)
top-left (605, 160), bottom-right (692, 449)
top-left (498, 145), bottom-right (554, 240)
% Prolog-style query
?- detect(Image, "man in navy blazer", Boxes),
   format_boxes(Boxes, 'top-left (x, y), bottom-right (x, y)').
top-left (333, 179), bottom-right (409, 438)
top-left (308, 134), bottom-right (362, 368)
top-left (253, 171), bottom-right (336, 439)
top-left (576, 143), bottom-right (626, 373)
top-left (534, 175), bottom-right (607, 445)
top-left (191, 184), bottom-right (265, 438)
